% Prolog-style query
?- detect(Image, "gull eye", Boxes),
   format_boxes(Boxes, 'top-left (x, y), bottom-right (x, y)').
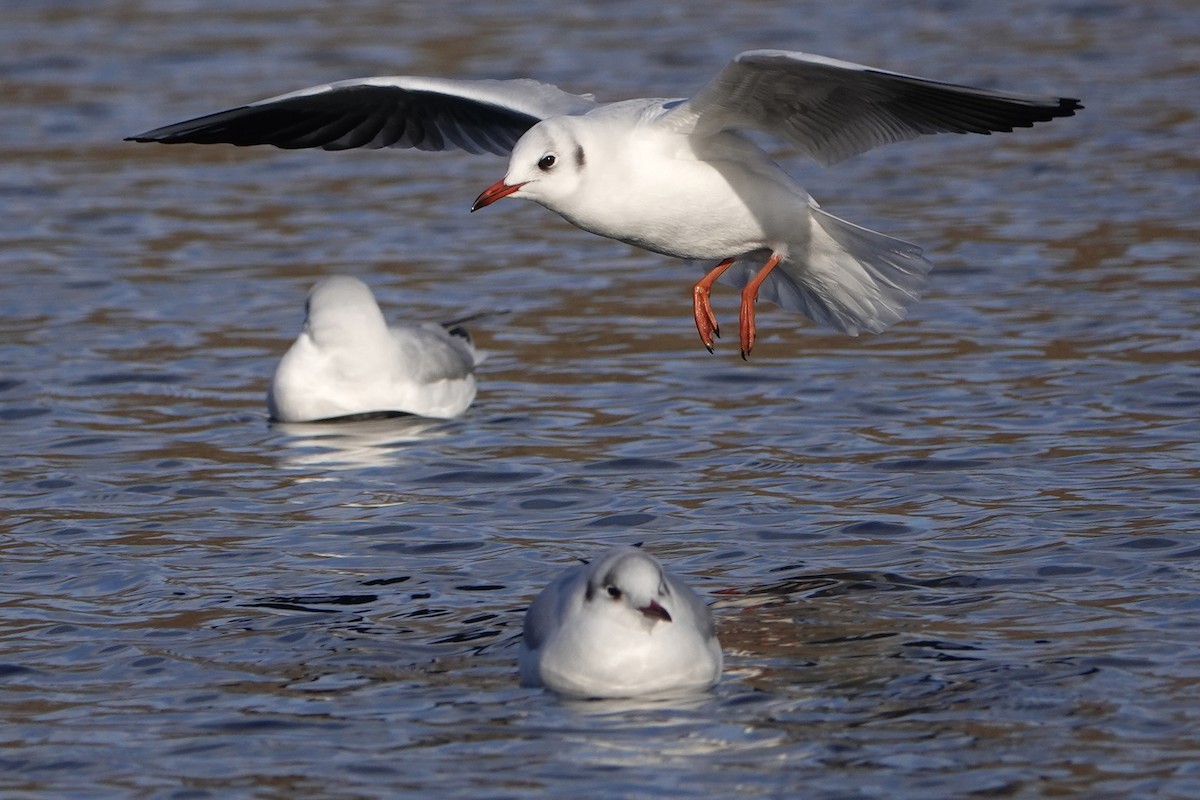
top-left (606, 585), bottom-right (621, 600)
top-left (537, 153), bottom-right (557, 171)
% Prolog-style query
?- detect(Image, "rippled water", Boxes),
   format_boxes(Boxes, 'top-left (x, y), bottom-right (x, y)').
top-left (3, 1), bottom-right (1199, 797)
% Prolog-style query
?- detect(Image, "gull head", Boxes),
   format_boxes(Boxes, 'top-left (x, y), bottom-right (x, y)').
top-left (471, 119), bottom-right (587, 214)
top-left (583, 547), bottom-right (675, 631)
top-left (302, 275), bottom-right (388, 346)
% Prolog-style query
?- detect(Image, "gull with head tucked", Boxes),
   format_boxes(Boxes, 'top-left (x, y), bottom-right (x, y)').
top-left (268, 275), bottom-right (479, 423)
top-left (130, 50), bottom-right (1081, 357)
top-left (519, 546), bottom-right (722, 699)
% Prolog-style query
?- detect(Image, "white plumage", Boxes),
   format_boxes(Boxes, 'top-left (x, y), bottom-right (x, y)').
top-left (519, 546), bottom-right (722, 699)
top-left (131, 50), bottom-right (1080, 357)
top-left (267, 276), bottom-right (479, 423)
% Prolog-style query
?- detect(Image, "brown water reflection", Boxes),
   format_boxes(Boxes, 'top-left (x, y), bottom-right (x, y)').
top-left (3, 0), bottom-right (1199, 798)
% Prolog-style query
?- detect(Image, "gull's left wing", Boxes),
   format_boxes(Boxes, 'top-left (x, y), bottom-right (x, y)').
top-left (666, 50), bottom-right (1081, 166)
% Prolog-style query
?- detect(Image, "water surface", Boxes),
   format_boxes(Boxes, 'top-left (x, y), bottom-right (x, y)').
top-left (2, 1), bottom-right (1199, 797)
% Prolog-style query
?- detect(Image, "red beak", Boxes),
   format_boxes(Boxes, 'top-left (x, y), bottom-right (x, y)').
top-left (639, 600), bottom-right (672, 623)
top-left (471, 180), bottom-right (525, 212)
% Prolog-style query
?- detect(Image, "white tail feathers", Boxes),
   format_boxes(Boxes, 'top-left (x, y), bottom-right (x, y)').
top-left (717, 206), bottom-right (933, 335)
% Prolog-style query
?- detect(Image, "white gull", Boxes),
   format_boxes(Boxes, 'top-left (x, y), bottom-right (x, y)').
top-left (268, 275), bottom-right (478, 422)
top-left (130, 50), bottom-right (1081, 357)
top-left (519, 546), bottom-right (722, 699)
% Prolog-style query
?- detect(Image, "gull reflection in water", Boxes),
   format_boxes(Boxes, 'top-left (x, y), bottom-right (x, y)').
top-left (556, 688), bottom-right (716, 716)
top-left (271, 413), bottom-right (456, 470)
top-left (545, 688), bottom-right (787, 764)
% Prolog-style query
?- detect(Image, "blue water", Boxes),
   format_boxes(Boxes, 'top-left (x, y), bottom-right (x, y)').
top-left (2, 1), bottom-right (1199, 797)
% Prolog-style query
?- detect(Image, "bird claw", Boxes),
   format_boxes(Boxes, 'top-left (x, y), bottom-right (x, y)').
top-left (739, 289), bottom-right (757, 359)
top-left (736, 252), bottom-right (782, 359)
top-left (692, 257), bottom-right (737, 354)
top-left (693, 289), bottom-right (721, 353)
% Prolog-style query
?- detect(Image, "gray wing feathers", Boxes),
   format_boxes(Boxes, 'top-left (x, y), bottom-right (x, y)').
top-left (667, 574), bottom-right (718, 640)
top-left (521, 567), bottom-right (581, 651)
top-left (674, 50), bottom-right (1082, 166)
top-left (400, 323), bottom-right (479, 383)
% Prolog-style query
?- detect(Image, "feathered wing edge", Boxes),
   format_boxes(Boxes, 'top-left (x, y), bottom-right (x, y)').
top-left (126, 76), bottom-right (597, 156)
top-left (670, 50), bottom-right (1082, 166)
top-left (716, 205), bottom-right (933, 335)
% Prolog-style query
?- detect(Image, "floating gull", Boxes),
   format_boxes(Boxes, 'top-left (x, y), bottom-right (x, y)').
top-left (268, 275), bottom-right (479, 422)
top-left (519, 546), bottom-right (723, 699)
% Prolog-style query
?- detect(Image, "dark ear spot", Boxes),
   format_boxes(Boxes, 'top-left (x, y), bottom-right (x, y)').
top-left (574, 145), bottom-right (585, 168)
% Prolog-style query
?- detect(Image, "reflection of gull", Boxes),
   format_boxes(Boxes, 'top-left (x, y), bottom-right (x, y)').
top-left (273, 415), bottom-right (452, 470)
top-left (520, 546), bottom-right (722, 699)
top-left (556, 690), bottom-right (715, 717)
top-left (268, 276), bottom-right (479, 423)
top-left (130, 50), bottom-right (1080, 357)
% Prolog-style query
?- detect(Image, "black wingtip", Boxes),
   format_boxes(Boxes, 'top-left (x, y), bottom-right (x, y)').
top-left (445, 324), bottom-right (472, 343)
top-left (124, 128), bottom-right (192, 144)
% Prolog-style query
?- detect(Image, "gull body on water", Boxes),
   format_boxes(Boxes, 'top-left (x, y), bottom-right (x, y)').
top-left (519, 547), bottom-right (723, 699)
top-left (268, 275), bottom-right (479, 423)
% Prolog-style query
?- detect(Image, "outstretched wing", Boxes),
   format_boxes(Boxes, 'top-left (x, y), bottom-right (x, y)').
top-left (127, 76), bottom-right (597, 156)
top-left (666, 50), bottom-right (1081, 166)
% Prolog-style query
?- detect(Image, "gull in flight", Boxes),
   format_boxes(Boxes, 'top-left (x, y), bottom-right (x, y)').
top-left (519, 546), bottom-right (722, 699)
top-left (268, 275), bottom-right (479, 422)
top-left (129, 50), bottom-right (1081, 357)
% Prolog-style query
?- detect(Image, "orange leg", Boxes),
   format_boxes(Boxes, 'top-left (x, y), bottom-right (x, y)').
top-left (738, 253), bottom-right (784, 360)
top-left (692, 258), bottom-right (736, 352)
